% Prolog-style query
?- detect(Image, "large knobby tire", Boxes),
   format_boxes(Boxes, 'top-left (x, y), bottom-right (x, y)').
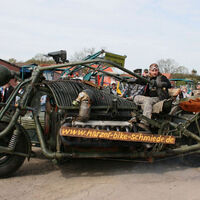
top-left (0, 123), bottom-right (28, 178)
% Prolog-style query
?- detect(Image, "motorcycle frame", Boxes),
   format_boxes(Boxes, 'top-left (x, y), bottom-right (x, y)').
top-left (0, 59), bottom-right (200, 160)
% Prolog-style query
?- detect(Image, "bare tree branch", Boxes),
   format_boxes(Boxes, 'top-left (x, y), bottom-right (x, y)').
top-left (157, 59), bottom-right (188, 74)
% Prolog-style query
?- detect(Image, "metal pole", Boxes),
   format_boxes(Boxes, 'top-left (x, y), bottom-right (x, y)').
top-left (37, 59), bottom-right (151, 84)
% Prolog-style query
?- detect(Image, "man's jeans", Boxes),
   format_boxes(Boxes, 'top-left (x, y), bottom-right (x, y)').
top-left (134, 95), bottom-right (159, 123)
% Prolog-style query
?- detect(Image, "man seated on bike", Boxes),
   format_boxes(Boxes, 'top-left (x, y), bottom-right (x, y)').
top-left (134, 63), bottom-right (171, 131)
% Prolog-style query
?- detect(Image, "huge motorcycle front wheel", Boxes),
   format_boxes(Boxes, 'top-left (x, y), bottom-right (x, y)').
top-left (0, 123), bottom-right (29, 178)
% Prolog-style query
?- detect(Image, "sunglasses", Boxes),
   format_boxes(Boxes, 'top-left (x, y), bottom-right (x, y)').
top-left (150, 69), bottom-right (159, 72)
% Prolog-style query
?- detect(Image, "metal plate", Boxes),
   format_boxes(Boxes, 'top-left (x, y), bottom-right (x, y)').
top-left (60, 126), bottom-right (175, 144)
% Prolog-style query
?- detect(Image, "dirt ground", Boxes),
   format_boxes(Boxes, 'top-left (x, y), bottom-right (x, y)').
top-left (1, 149), bottom-right (200, 200)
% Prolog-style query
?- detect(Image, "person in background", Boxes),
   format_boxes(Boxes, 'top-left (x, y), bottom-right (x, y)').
top-left (81, 72), bottom-right (86, 80)
top-left (143, 69), bottom-right (149, 77)
top-left (110, 82), bottom-right (118, 95)
top-left (122, 69), bottom-right (145, 100)
top-left (193, 82), bottom-right (200, 96)
top-left (1, 82), bottom-right (14, 103)
top-left (197, 82), bottom-right (200, 90)
top-left (0, 87), bottom-right (3, 102)
top-left (178, 86), bottom-right (191, 99)
top-left (134, 63), bottom-right (171, 131)
top-left (40, 95), bottom-right (47, 112)
top-left (75, 72), bottom-right (79, 78)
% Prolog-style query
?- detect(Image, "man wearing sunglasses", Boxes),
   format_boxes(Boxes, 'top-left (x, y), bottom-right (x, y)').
top-left (134, 63), bottom-right (171, 131)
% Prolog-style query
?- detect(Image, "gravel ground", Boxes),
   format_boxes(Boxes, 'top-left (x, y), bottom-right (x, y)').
top-left (1, 149), bottom-right (200, 200)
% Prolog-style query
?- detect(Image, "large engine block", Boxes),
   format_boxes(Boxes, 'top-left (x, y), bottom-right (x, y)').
top-left (43, 79), bottom-right (137, 120)
top-left (42, 79), bottom-right (140, 148)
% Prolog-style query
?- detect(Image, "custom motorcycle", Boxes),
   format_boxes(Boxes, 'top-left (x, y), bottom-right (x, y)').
top-left (0, 58), bottom-right (200, 177)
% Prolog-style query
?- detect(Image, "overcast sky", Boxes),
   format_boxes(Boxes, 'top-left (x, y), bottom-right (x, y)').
top-left (1, 0), bottom-right (200, 73)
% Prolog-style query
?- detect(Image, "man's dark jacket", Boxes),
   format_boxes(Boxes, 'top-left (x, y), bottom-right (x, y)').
top-left (136, 74), bottom-right (171, 100)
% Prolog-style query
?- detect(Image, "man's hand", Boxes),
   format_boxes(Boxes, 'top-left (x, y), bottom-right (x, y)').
top-left (156, 76), bottom-right (168, 88)
top-left (72, 100), bottom-right (79, 106)
top-left (126, 96), bottom-right (133, 100)
top-left (150, 78), bottom-right (168, 88)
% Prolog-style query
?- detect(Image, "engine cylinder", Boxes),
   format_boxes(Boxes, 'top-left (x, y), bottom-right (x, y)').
top-left (78, 100), bottom-right (91, 122)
